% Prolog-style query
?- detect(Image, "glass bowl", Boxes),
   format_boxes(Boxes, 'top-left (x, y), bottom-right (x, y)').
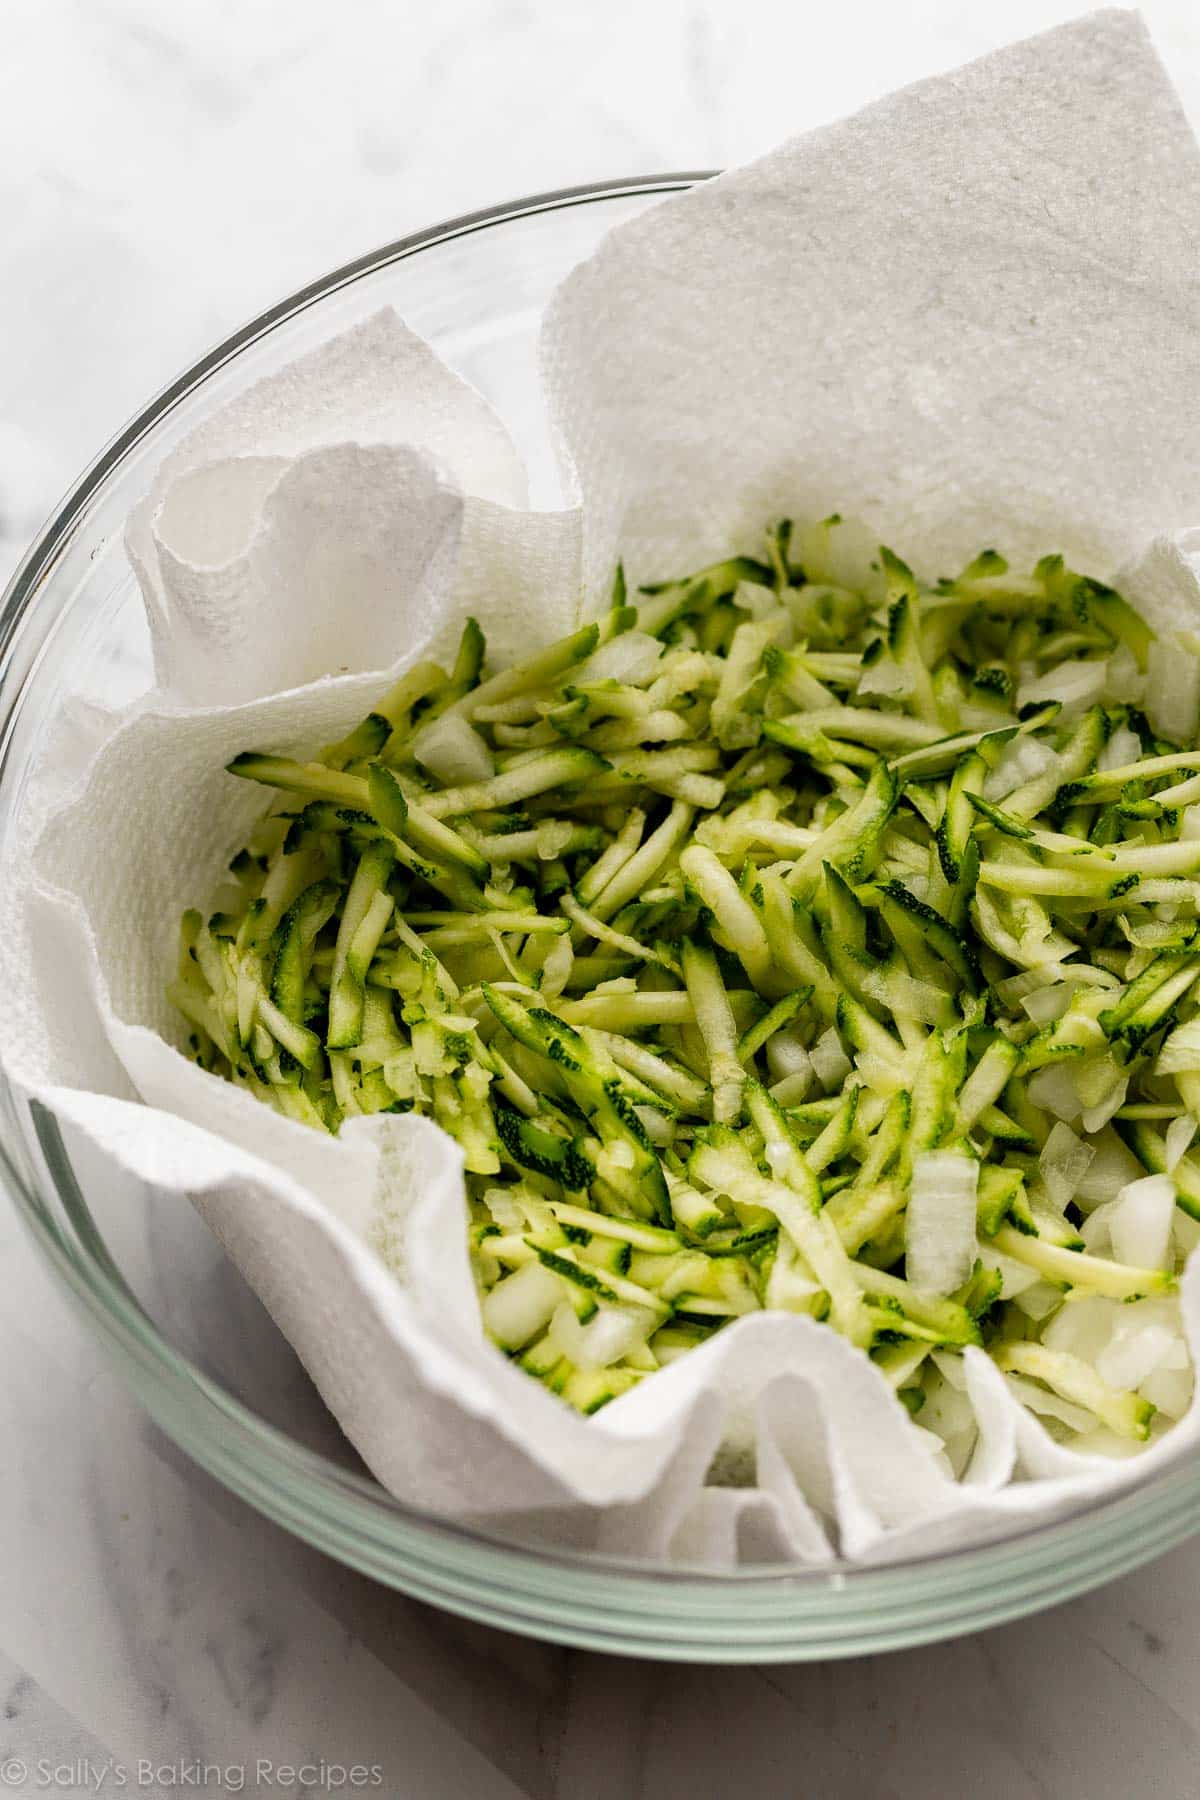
top-left (3, 178), bottom-right (1200, 1662)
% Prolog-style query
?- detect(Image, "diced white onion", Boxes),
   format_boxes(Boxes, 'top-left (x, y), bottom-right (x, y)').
top-left (731, 579), bottom-right (789, 627)
top-left (765, 1029), bottom-right (813, 1085)
top-left (1097, 723), bottom-right (1143, 772)
top-left (1074, 1059), bottom-right (1128, 1134)
top-left (1012, 1279), bottom-right (1065, 1321)
top-left (1155, 1017), bottom-right (1200, 1077)
top-left (811, 1027), bottom-right (852, 1091)
top-left (1026, 1062), bottom-right (1083, 1122)
top-left (1074, 1127), bottom-right (1146, 1210)
top-left (548, 1301), bottom-right (651, 1370)
top-left (483, 1189), bottom-right (526, 1230)
top-left (1039, 1121), bottom-right (1095, 1211)
top-left (1017, 658), bottom-right (1108, 717)
top-left (907, 1423), bottom-right (957, 1475)
top-left (1165, 1114), bottom-right (1197, 1172)
top-left (765, 1237), bottom-right (823, 1312)
top-left (857, 658), bottom-right (912, 700)
top-left (1102, 643), bottom-right (1144, 708)
top-left (1175, 1210), bottom-right (1200, 1257)
top-left (1021, 982), bottom-right (1077, 1024)
top-left (1144, 633), bottom-right (1200, 745)
top-left (577, 629), bottom-right (665, 686)
top-left (481, 1261), bottom-right (562, 1351)
top-left (916, 1368), bottom-right (978, 1478)
top-left (1080, 1200), bottom-right (1117, 1256)
top-left (918, 1367), bottom-right (977, 1438)
top-left (1081, 1088), bottom-right (1128, 1136)
top-left (906, 1152), bottom-right (978, 1297)
top-left (413, 713), bottom-right (495, 784)
top-left (929, 1348), bottom-right (968, 1390)
top-left (1146, 634), bottom-right (1200, 744)
top-left (1110, 1175), bottom-right (1176, 1271)
top-left (996, 964), bottom-right (1062, 1008)
top-left (795, 513), bottom-right (880, 591)
top-left (1096, 1321), bottom-right (1180, 1391)
top-left (1043, 1294), bottom-right (1122, 1359)
top-left (768, 1071), bottom-right (813, 1107)
top-left (982, 735), bottom-right (1058, 801)
top-left (1140, 1364), bottom-right (1194, 1420)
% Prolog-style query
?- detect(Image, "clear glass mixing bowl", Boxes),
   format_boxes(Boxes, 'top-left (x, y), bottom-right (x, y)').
top-left (3, 178), bottom-right (1199, 1661)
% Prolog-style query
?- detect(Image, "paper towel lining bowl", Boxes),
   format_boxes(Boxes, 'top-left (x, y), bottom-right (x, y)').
top-left (2, 177), bottom-right (1198, 1660)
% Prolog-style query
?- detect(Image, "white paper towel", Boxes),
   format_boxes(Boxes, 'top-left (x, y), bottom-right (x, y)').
top-left (8, 9), bottom-right (1200, 1568)
top-left (543, 8), bottom-right (1200, 604)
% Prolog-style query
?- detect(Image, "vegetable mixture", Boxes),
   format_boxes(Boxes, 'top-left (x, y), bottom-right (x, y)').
top-left (171, 517), bottom-right (1199, 1463)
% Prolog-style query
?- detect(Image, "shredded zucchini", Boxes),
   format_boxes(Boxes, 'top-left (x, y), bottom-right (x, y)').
top-left (173, 523), bottom-right (1199, 1442)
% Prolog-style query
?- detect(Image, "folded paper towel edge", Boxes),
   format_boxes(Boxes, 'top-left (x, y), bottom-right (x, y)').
top-left (24, 1076), bottom-right (774, 1516)
top-left (126, 306), bottom-right (535, 698)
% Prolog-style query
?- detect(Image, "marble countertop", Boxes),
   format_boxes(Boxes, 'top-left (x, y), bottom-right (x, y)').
top-left (5, 4), bottom-right (1200, 1795)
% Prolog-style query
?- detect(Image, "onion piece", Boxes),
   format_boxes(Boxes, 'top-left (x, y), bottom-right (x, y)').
top-left (577, 629), bottom-right (664, 686)
top-left (1140, 1364), bottom-right (1194, 1419)
top-left (983, 736), bottom-right (1057, 801)
top-left (1102, 644), bottom-right (1144, 708)
top-left (1146, 634), bottom-right (1200, 744)
top-left (1027, 1062), bottom-right (1083, 1122)
top-left (1075, 1128), bottom-right (1146, 1211)
top-left (858, 658), bottom-right (912, 700)
top-left (548, 1301), bottom-right (653, 1370)
top-left (1074, 1058), bottom-right (1128, 1134)
top-left (810, 1027), bottom-right (851, 1091)
top-left (1022, 982), bottom-right (1077, 1024)
top-left (1011, 1280), bottom-right (1065, 1321)
top-left (1017, 658), bottom-right (1108, 717)
top-left (413, 713), bottom-right (495, 784)
top-left (482, 1261), bottom-right (563, 1351)
top-left (765, 1028), bottom-right (813, 1086)
top-left (1097, 722), bottom-right (1144, 771)
top-left (1043, 1294), bottom-right (1122, 1360)
top-left (906, 1152), bottom-right (978, 1297)
top-left (768, 1071), bottom-right (813, 1107)
top-left (1165, 1114), bottom-right (1197, 1173)
top-left (1110, 1175), bottom-right (1176, 1272)
top-left (1096, 1321), bottom-right (1181, 1391)
top-left (1155, 1018), bottom-right (1200, 1077)
top-left (1039, 1121), bottom-right (1095, 1210)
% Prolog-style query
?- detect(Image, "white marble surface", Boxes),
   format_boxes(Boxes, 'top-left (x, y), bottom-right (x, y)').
top-left (6, 3), bottom-right (1200, 1796)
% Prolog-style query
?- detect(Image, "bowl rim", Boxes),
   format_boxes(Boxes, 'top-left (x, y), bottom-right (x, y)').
top-left (2, 173), bottom-right (1198, 1654)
